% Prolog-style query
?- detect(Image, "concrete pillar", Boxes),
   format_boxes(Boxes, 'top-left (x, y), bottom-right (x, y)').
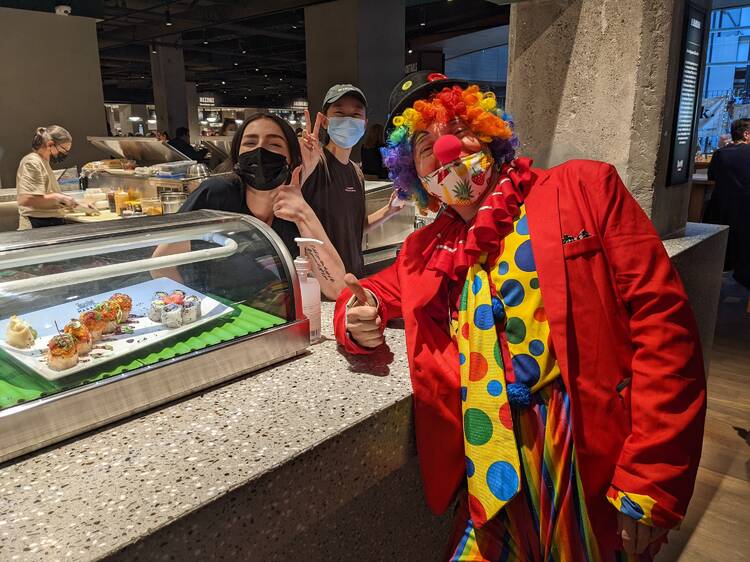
top-left (305, 0), bottom-right (405, 129)
top-left (185, 82), bottom-right (200, 143)
top-left (150, 38), bottom-right (189, 139)
top-left (0, 7), bottom-right (107, 186)
top-left (506, 0), bottom-right (711, 238)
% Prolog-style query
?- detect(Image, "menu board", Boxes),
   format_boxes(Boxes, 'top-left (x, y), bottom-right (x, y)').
top-left (669, 3), bottom-right (707, 185)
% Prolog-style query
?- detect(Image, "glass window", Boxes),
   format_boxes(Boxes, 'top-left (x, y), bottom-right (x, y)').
top-left (445, 45), bottom-right (508, 84)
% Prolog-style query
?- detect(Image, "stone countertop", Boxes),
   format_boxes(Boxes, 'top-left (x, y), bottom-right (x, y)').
top-left (0, 303), bottom-right (413, 561)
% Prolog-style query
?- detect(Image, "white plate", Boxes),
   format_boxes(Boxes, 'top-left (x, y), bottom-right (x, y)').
top-left (0, 278), bottom-right (232, 381)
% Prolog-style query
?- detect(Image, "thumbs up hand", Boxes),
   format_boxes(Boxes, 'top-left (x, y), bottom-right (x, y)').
top-left (344, 273), bottom-right (384, 349)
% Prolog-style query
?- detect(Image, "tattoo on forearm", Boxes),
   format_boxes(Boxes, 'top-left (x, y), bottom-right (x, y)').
top-left (305, 247), bottom-right (335, 282)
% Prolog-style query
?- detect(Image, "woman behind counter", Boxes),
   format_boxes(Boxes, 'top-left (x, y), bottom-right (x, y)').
top-left (153, 112), bottom-right (346, 300)
top-left (16, 125), bottom-right (77, 230)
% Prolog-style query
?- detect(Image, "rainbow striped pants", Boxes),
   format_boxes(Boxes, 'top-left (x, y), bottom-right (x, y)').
top-left (446, 380), bottom-right (647, 562)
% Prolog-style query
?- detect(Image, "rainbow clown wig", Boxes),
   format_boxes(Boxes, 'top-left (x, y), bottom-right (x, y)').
top-left (381, 84), bottom-right (519, 212)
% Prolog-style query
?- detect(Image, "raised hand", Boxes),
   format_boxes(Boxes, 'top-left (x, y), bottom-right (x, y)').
top-left (299, 109), bottom-right (324, 183)
top-left (344, 273), bottom-right (384, 349)
top-left (272, 166), bottom-right (311, 224)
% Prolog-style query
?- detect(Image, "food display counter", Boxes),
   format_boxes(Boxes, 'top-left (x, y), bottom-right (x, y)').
top-left (0, 210), bottom-right (309, 463)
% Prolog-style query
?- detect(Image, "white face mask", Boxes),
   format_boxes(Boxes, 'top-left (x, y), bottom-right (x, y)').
top-left (420, 151), bottom-right (495, 206)
top-left (327, 116), bottom-right (366, 149)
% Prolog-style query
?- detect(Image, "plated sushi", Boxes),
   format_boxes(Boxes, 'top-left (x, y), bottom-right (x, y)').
top-left (161, 303), bottom-right (183, 328)
top-left (182, 295), bottom-right (201, 324)
top-left (79, 310), bottom-right (106, 341)
top-left (5, 315), bottom-right (37, 349)
top-left (109, 293), bottom-right (132, 321)
top-left (46, 333), bottom-right (78, 371)
top-left (63, 320), bottom-right (93, 355)
top-left (148, 299), bottom-right (167, 322)
top-left (95, 301), bottom-right (122, 333)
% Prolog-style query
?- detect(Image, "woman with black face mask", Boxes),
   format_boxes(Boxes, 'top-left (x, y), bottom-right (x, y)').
top-left (154, 112), bottom-right (346, 300)
top-left (16, 125), bottom-right (84, 230)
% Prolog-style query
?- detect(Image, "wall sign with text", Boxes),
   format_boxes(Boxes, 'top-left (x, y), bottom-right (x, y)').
top-left (669, 4), bottom-right (707, 186)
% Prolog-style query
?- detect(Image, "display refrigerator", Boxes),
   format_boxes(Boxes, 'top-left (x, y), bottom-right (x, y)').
top-left (0, 211), bottom-right (309, 463)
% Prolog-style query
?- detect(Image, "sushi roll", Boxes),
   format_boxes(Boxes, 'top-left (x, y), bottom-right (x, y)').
top-left (79, 310), bottom-right (106, 341)
top-left (161, 303), bottom-right (183, 328)
top-left (148, 299), bottom-right (167, 322)
top-left (169, 289), bottom-right (185, 305)
top-left (155, 291), bottom-right (169, 302)
top-left (181, 296), bottom-right (202, 324)
top-left (95, 301), bottom-right (122, 333)
top-left (64, 320), bottom-right (93, 355)
top-left (109, 293), bottom-right (132, 321)
top-left (46, 333), bottom-right (78, 371)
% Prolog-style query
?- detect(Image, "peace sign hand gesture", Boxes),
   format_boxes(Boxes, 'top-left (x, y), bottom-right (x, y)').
top-left (299, 109), bottom-right (324, 184)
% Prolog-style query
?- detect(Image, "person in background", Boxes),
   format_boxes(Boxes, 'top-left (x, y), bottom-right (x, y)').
top-left (361, 123), bottom-right (388, 179)
top-left (157, 130), bottom-right (170, 142)
top-left (219, 118), bottom-right (238, 136)
top-left (16, 125), bottom-right (91, 230)
top-left (300, 84), bottom-right (402, 278)
top-left (153, 112), bottom-right (345, 301)
top-left (168, 126), bottom-right (207, 162)
top-left (705, 118), bottom-right (750, 288)
top-left (335, 71), bottom-right (705, 560)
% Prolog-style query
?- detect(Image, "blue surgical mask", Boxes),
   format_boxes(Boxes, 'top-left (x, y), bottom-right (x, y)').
top-left (327, 116), bottom-right (366, 149)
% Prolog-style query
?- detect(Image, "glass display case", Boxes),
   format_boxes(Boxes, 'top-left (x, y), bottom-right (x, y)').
top-left (0, 211), bottom-right (309, 463)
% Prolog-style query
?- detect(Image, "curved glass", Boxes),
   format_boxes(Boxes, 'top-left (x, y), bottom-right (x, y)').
top-left (0, 210), bottom-right (298, 412)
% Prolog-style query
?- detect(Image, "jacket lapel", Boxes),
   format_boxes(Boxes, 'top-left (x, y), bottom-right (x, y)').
top-left (525, 178), bottom-right (571, 380)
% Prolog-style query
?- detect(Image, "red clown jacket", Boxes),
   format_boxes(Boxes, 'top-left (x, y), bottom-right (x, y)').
top-left (334, 159), bottom-right (706, 553)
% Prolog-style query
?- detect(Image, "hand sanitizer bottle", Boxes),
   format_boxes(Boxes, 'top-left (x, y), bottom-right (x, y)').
top-left (294, 238), bottom-right (322, 343)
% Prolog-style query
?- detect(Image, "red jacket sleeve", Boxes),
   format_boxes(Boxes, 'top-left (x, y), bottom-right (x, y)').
top-left (588, 162), bottom-right (707, 529)
top-left (333, 252), bottom-right (404, 354)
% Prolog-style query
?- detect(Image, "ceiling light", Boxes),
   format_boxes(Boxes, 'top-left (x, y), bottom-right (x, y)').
top-left (234, 62), bottom-right (238, 66)
top-left (206, 116), bottom-right (218, 122)
top-left (242, 49), bottom-right (247, 54)
top-left (255, 68), bottom-right (259, 71)
top-left (147, 119), bottom-right (157, 124)
top-left (408, 49), bottom-right (413, 54)
top-left (200, 120), bottom-right (208, 125)
top-left (420, 22), bottom-right (426, 27)
top-left (165, 7), bottom-right (172, 26)
top-left (221, 81), bottom-right (226, 85)
top-left (203, 29), bottom-right (208, 45)
top-left (235, 119), bottom-right (243, 125)
top-left (151, 44), bottom-right (157, 54)
top-left (128, 116), bottom-right (142, 122)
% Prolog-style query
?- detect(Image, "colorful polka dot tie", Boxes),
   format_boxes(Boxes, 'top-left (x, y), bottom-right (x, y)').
top-left (456, 207), bottom-right (561, 527)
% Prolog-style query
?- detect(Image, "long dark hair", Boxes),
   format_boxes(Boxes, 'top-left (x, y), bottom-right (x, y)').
top-left (217, 112), bottom-right (302, 180)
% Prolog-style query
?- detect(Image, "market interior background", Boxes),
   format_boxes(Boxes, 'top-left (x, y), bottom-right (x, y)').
top-left (0, 1), bottom-right (747, 561)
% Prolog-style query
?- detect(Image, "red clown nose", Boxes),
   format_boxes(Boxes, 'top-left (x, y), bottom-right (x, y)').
top-left (433, 134), bottom-right (463, 166)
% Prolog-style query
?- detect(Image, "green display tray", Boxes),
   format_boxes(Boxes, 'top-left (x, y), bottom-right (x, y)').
top-left (0, 303), bottom-right (285, 411)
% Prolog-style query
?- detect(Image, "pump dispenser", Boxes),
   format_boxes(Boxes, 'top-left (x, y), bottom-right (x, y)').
top-left (294, 238), bottom-right (322, 343)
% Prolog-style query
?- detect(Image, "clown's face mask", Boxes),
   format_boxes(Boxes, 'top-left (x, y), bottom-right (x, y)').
top-left (413, 120), bottom-right (495, 207)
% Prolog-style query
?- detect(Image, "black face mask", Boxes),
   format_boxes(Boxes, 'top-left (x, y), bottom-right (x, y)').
top-left (234, 147), bottom-right (290, 190)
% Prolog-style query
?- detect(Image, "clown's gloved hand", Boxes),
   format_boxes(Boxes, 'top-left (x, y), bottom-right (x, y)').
top-left (344, 273), bottom-right (384, 349)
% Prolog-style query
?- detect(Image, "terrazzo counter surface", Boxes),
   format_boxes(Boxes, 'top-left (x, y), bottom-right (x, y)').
top-left (0, 303), bottom-right (443, 561)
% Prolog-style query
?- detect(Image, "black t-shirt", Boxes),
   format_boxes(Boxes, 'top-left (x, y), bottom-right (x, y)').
top-left (302, 149), bottom-right (365, 277)
top-left (180, 176), bottom-right (300, 258)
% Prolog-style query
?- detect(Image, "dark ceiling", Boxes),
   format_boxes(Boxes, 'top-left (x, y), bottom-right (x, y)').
top-left (0, 0), bottom-right (508, 107)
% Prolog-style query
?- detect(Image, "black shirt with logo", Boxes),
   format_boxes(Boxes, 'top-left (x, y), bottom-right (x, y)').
top-left (302, 149), bottom-right (365, 277)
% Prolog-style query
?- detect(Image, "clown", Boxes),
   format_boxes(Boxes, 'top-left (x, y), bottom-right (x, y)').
top-left (334, 71), bottom-right (706, 561)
